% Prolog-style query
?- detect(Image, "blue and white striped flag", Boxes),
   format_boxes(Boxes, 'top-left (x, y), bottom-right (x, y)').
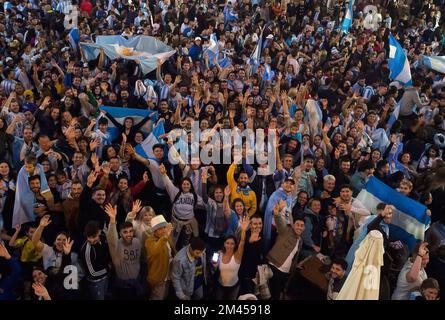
top-left (387, 103), bottom-right (400, 130)
top-left (419, 55), bottom-right (445, 74)
top-left (68, 27), bottom-right (80, 51)
top-left (98, 106), bottom-right (158, 141)
top-left (135, 120), bottom-right (165, 159)
top-left (389, 34), bottom-right (412, 86)
top-left (356, 176), bottom-right (430, 251)
top-left (203, 34), bottom-right (231, 69)
top-left (341, 0), bottom-right (354, 33)
top-left (224, 4), bottom-right (238, 29)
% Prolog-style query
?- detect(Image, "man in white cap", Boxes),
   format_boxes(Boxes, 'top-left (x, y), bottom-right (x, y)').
top-left (145, 214), bottom-right (175, 300)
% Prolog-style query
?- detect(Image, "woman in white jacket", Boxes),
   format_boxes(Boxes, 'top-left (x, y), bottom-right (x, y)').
top-left (125, 200), bottom-right (155, 244)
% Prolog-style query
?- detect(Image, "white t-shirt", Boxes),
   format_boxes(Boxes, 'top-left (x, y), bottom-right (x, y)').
top-left (276, 238), bottom-right (300, 273)
top-left (391, 259), bottom-right (428, 300)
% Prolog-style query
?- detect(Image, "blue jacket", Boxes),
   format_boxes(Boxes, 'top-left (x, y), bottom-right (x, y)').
top-left (170, 246), bottom-right (206, 299)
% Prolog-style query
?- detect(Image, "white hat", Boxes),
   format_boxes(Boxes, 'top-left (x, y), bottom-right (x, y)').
top-left (266, 34), bottom-right (274, 40)
top-left (151, 215), bottom-right (167, 232)
top-left (195, 36), bottom-right (202, 41)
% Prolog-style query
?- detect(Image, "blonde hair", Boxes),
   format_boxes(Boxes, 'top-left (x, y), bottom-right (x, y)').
top-left (138, 206), bottom-right (156, 221)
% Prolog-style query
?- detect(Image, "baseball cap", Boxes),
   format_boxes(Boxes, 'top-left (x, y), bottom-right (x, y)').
top-left (195, 37), bottom-right (202, 41)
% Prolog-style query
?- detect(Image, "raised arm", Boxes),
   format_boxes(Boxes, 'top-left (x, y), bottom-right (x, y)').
top-left (234, 216), bottom-right (249, 264)
top-left (159, 163), bottom-right (179, 201)
top-left (32, 215), bottom-right (52, 252)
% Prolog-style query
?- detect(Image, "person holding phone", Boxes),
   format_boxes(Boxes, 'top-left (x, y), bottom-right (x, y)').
top-left (212, 215), bottom-right (249, 300)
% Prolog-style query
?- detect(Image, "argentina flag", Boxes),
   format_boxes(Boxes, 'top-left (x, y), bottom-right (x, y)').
top-left (80, 35), bottom-right (176, 74)
top-left (68, 27), bottom-right (80, 51)
top-left (356, 176), bottom-right (430, 251)
top-left (223, 4), bottom-right (238, 29)
top-left (418, 55), bottom-right (445, 74)
top-left (98, 106), bottom-right (158, 141)
top-left (389, 34), bottom-right (413, 86)
top-left (135, 120), bottom-right (165, 159)
top-left (341, 0), bottom-right (354, 33)
top-left (203, 34), bottom-right (231, 68)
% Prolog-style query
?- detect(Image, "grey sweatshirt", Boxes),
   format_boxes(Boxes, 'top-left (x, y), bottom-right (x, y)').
top-left (163, 175), bottom-right (203, 220)
top-left (399, 87), bottom-right (423, 116)
top-left (106, 223), bottom-right (142, 280)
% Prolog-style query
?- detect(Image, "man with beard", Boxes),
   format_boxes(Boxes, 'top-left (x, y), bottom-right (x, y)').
top-left (326, 258), bottom-right (348, 300)
top-left (333, 184), bottom-right (370, 243)
top-left (239, 214), bottom-right (265, 295)
top-left (79, 169), bottom-right (110, 233)
top-left (6, 123), bottom-right (39, 170)
top-left (315, 174), bottom-right (336, 216)
top-left (62, 181), bottom-right (83, 250)
top-left (280, 138), bottom-right (302, 165)
top-left (227, 161), bottom-right (257, 217)
top-left (264, 177), bottom-right (296, 251)
top-left (104, 203), bottom-right (143, 299)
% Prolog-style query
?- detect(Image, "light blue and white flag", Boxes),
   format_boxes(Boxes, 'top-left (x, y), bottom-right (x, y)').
top-left (418, 55), bottom-right (445, 74)
top-left (224, 4), bottom-right (238, 29)
top-left (203, 34), bottom-right (231, 69)
top-left (356, 176), bottom-right (430, 251)
top-left (68, 27), bottom-right (80, 51)
top-left (80, 35), bottom-right (176, 74)
top-left (98, 106), bottom-right (158, 141)
top-left (135, 120), bottom-right (165, 159)
top-left (340, 0), bottom-right (354, 33)
top-left (389, 34), bottom-right (413, 86)
top-left (387, 103), bottom-right (400, 130)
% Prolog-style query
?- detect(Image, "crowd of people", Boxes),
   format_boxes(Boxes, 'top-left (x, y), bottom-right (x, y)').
top-left (0, 0), bottom-right (445, 301)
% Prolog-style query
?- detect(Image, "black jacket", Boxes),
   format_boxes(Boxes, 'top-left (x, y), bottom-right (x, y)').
top-left (80, 234), bottom-right (110, 281)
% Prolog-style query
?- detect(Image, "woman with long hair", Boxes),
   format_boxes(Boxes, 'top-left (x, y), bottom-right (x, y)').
top-left (212, 216), bottom-right (249, 300)
top-left (0, 161), bottom-right (16, 233)
top-left (159, 163), bottom-right (204, 250)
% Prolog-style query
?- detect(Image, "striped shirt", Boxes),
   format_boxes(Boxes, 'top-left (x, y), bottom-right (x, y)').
top-left (56, 0), bottom-right (74, 15)
top-left (0, 79), bottom-right (16, 96)
top-left (363, 85), bottom-right (375, 101)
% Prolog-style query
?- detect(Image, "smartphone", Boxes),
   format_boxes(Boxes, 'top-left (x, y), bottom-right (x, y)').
top-left (211, 252), bottom-right (219, 264)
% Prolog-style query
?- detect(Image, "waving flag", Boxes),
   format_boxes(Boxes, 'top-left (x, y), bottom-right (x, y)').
top-left (356, 177), bottom-right (430, 251)
top-left (224, 4), bottom-right (238, 29)
top-left (68, 27), bottom-right (80, 51)
top-left (80, 35), bottom-right (176, 74)
top-left (418, 55), bottom-right (445, 74)
top-left (98, 106), bottom-right (158, 141)
top-left (203, 34), bottom-right (231, 69)
top-left (135, 121), bottom-right (165, 159)
top-left (341, 0), bottom-right (354, 33)
top-left (389, 34), bottom-right (412, 86)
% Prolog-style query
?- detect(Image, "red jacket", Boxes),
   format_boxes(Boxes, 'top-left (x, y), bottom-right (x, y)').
top-left (80, 0), bottom-right (93, 16)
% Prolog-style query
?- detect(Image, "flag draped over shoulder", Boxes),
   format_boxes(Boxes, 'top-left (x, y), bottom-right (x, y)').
top-left (98, 106), bottom-right (158, 141)
top-left (12, 164), bottom-right (50, 226)
top-left (388, 34), bottom-right (413, 86)
top-left (80, 35), bottom-right (176, 74)
top-left (356, 177), bottom-right (430, 251)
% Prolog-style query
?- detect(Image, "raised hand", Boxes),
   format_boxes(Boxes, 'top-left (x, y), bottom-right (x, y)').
top-left (159, 164), bottom-right (167, 176)
top-left (418, 242), bottom-right (429, 257)
top-left (273, 203), bottom-right (280, 217)
top-left (240, 215), bottom-right (250, 232)
top-left (87, 170), bottom-right (99, 187)
top-left (89, 139), bottom-right (99, 151)
top-left (39, 215), bottom-right (52, 228)
top-left (224, 185), bottom-right (231, 197)
top-left (131, 199), bottom-right (142, 215)
top-left (40, 96), bottom-right (51, 109)
top-left (126, 144), bottom-right (136, 157)
top-left (14, 224), bottom-right (21, 232)
top-left (121, 133), bottom-right (127, 144)
top-left (32, 282), bottom-right (50, 300)
top-left (278, 199), bottom-right (287, 211)
top-left (105, 204), bottom-right (117, 224)
top-left (143, 171), bottom-right (149, 183)
top-left (201, 167), bottom-right (208, 182)
top-left (63, 237), bottom-right (74, 255)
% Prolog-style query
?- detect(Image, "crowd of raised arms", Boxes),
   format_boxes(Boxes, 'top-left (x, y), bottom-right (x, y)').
top-left (0, 0), bottom-right (444, 301)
